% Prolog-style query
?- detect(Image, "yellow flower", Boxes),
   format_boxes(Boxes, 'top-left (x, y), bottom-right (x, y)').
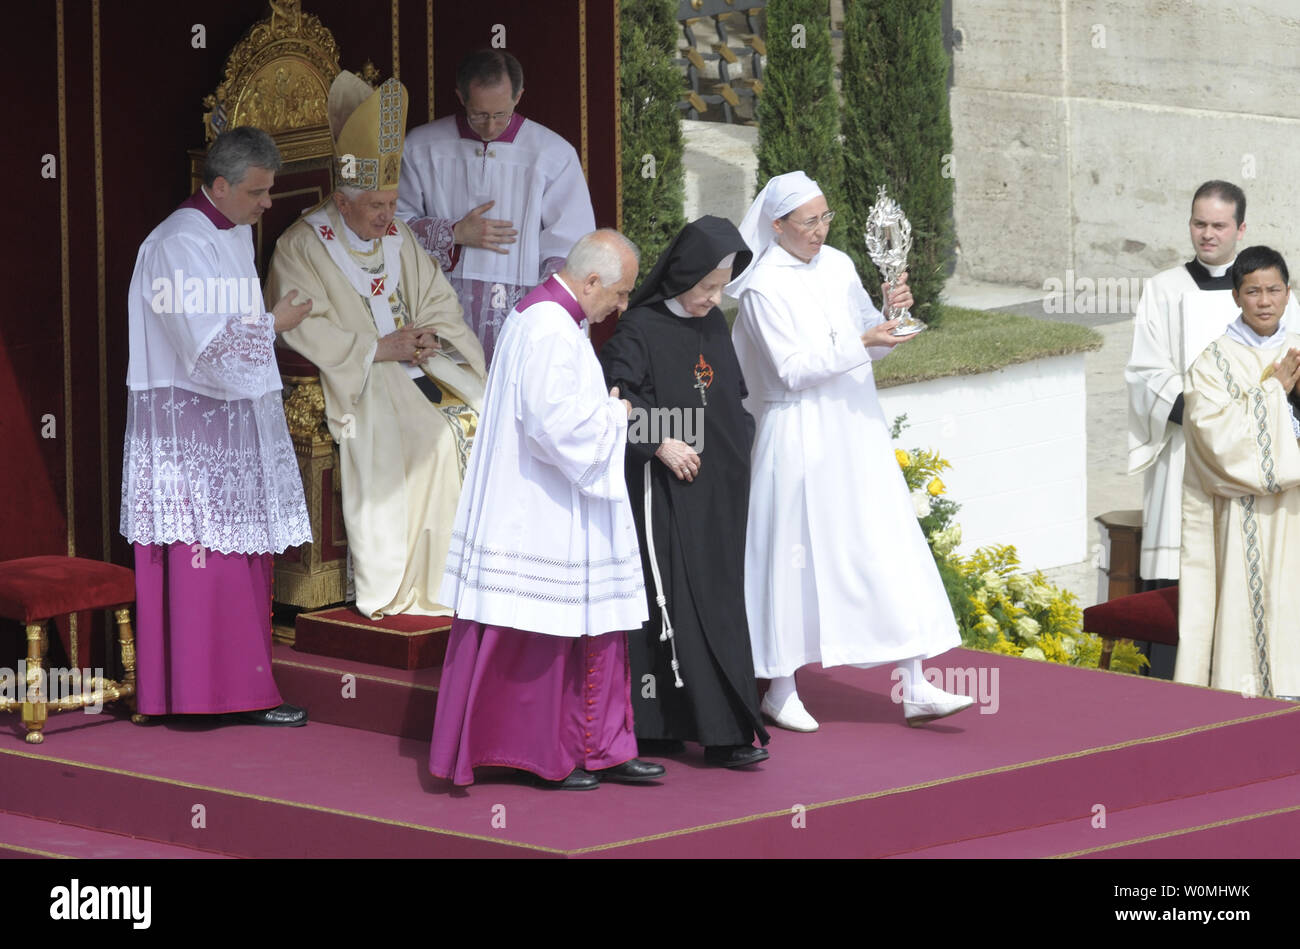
top-left (927, 477), bottom-right (945, 496)
top-left (895, 449), bottom-right (913, 469)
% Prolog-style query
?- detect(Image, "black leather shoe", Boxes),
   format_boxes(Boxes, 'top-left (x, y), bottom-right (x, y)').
top-left (533, 769), bottom-right (599, 791)
top-left (594, 759), bottom-right (666, 783)
top-left (704, 744), bottom-right (770, 768)
top-left (637, 738), bottom-right (687, 756)
top-left (233, 703), bottom-right (308, 727)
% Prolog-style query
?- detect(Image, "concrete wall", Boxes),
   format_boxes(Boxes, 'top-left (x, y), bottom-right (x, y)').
top-left (950, 0), bottom-right (1300, 297)
top-left (682, 119), bottom-right (760, 228)
top-left (877, 354), bottom-right (1088, 571)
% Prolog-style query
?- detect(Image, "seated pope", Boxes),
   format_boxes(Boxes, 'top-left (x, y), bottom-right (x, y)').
top-left (266, 72), bottom-right (487, 619)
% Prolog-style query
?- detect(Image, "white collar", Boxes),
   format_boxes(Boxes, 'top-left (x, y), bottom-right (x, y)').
top-left (343, 221), bottom-right (378, 252)
top-left (1225, 314), bottom-right (1286, 349)
top-left (1197, 256), bottom-right (1234, 278)
top-left (766, 243), bottom-right (817, 268)
top-left (664, 296), bottom-right (691, 318)
top-left (553, 274), bottom-right (578, 300)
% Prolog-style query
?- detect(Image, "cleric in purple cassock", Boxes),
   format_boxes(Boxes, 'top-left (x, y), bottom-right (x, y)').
top-left (430, 230), bottom-right (667, 790)
top-left (120, 127), bottom-right (314, 726)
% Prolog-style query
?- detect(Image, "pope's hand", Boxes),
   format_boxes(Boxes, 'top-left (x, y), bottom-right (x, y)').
top-left (375, 326), bottom-right (425, 363)
top-left (656, 437), bottom-right (701, 482)
top-left (861, 319), bottom-right (918, 350)
top-left (272, 290), bottom-right (312, 333)
top-left (454, 200), bottom-right (518, 254)
top-left (414, 330), bottom-right (442, 354)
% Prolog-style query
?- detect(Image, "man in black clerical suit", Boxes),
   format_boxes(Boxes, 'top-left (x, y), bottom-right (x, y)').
top-left (600, 216), bottom-right (771, 768)
top-left (1126, 180), bottom-right (1251, 591)
top-left (1125, 181), bottom-right (1253, 679)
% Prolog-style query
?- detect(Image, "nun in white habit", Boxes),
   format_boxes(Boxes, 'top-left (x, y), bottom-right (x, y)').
top-left (730, 171), bottom-right (974, 731)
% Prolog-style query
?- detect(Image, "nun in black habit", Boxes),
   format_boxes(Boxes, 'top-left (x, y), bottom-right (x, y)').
top-left (599, 215), bottom-right (770, 768)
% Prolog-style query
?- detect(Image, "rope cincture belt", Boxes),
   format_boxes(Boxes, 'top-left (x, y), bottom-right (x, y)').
top-left (643, 459), bottom-right (684, 688)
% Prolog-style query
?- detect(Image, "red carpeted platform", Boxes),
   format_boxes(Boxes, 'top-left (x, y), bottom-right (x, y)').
top-left (293, 606), bottom-right (452, 669)
top-left (1, 647), bottom-right (1297, 858)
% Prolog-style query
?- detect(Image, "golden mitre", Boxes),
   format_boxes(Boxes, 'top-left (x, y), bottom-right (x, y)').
top-left (328, 71), bottom-right (409, 191)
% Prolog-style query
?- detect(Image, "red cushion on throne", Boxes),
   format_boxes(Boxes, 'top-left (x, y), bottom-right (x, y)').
top-left (0, 556), bottom-right (135, 624)
top-left (276, 344), bottom-right (321, 379)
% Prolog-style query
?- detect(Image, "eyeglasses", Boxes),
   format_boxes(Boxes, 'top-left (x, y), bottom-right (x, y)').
top-left (467, 110), bottom-right (514, 125)
top-left (789, 210), bottom-right (835, 231)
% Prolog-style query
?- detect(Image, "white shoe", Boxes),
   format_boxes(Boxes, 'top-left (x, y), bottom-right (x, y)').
top-left (904, 690), bottom-right (974, 727)
top-left (761, 691), bottom-right (820, 732)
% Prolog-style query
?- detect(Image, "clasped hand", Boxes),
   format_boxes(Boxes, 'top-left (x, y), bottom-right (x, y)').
top-left (656, 437), bottom-right (701, 482)
top-left (375, 326), bottom-right (442, 363)
top-left (1271, 347), bottom-right (1300, 394)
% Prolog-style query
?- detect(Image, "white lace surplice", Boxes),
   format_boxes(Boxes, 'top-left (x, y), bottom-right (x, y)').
top-left (120, 207), bottom-right (311, 555)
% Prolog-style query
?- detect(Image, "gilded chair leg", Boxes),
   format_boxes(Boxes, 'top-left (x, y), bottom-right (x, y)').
top-left (115, 606), bottom-right (149, 724)
top-left (22, 623), bottom-right (46, 744)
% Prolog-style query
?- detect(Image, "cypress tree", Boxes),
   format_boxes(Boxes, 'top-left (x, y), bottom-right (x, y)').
top-left (620, 0), bottom-right (686, 274)
top-left (755, 0), bottom-right (848, 253)
top-left (841, 0), bottom-right (955, 322)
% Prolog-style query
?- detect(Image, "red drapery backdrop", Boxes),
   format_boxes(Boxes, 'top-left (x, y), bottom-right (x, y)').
top-left (0, 0), bottom-right (620, 667)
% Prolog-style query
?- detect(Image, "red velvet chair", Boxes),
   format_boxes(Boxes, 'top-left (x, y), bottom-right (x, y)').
top-left (1082, 585), bottom-right (1179, 670)
top-left (0, 556), bottom-right (140, 743)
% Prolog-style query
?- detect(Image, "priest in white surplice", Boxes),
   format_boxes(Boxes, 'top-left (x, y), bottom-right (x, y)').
top-left (267, 73), bottom-right (487, 620)
top-left (730, 172), bottom-right (974, 732)
top-left (397, 49), bottom-right (595, 365)
top-left (1179, 246), bottom-right (1300, 699)
top-left (430, 230), bottom-right (667, 791)
top-left (122, 127), bottom-right (313, 726)
top-left (1125, 181), bottom-right (1297, 587)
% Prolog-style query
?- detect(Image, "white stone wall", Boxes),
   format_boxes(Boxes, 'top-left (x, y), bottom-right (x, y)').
top-left (877, 354), bottom-right (1087, 570)
top-left (682, 119), bottom-right (759, 227)
top-left (950, 0), bottom-right (1300, 296)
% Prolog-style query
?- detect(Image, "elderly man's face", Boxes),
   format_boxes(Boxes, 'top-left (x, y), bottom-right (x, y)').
top-left (457, 77), bottom-right (520, 142)
top-left (336, 190), bottom-right (398, 240)
top-left (582, 252), bottom-right (636, 324)
top-left (211, 166), bottom-right (275, 226)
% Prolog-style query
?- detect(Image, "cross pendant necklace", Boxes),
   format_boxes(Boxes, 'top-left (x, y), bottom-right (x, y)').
top-left (693, 347), bottom-right (712, 407)
top-left (829, 327), bottom-right (838, 345)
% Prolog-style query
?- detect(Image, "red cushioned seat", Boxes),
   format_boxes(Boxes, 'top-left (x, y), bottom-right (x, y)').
top-left (1082, 585), bottom-right (1179, 646)
top-left (0, 556), bottom-right (140, 743)
top-left (0, 555), bottom-right (136, 623)
top-left (276, 344), bottom-right (320, 378)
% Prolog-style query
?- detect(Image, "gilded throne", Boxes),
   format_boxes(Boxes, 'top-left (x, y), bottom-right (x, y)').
top-left (191, 0), bottom-right (378, 612)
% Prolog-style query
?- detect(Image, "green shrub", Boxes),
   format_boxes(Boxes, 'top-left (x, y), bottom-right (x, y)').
top-left (841, 0), bottom-right (956, 323)
top-left (620, 0), bottom-right (686, 274)
top-left (755, 0), bottom-right (849, 252)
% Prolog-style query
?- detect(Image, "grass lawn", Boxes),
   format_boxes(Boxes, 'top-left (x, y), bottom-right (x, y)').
top-left (719, 303), bottom-right (1102, 387)
top-left (872, 305), bottom-right (1102, 388)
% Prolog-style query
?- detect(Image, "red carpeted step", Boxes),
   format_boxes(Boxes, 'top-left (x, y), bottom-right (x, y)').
top-left (892, 770), bottom-right (1300, 858)
top-left (272, 644), bottom-right (440, 740)
top-left (0, 810), bottom-right (230, 859)
top-left (1079, 805), bottom-right (1300, 858)
top-left (292, 607), bottom-right (452, 670)
top-left (0, 651), bottom-right (1296, 858)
